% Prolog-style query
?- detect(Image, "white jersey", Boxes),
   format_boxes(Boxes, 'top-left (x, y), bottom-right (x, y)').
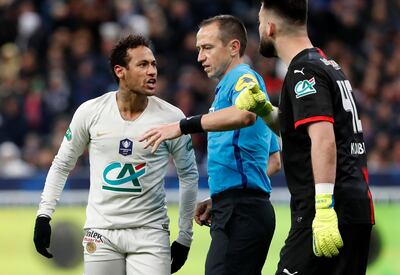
top-left (37, 92), bottom-right (198, 246)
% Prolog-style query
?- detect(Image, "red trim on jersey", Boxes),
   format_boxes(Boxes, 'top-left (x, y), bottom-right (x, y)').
top-left (316, 47), bottom-right (327, 58)
top-left (367, 189), bottom-right (375, 224)
top-left (135, 163), bottom-right (146, 170)
top-left (362, 167), bottom-right (375, 224)
top-left (362, 167), bottom-right (369, 184)
top-left (294, 116), bottom-right (334, 129)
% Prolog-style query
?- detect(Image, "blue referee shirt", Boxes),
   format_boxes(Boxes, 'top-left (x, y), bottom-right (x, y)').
top-left (208, 64), bottom-right (280, 196)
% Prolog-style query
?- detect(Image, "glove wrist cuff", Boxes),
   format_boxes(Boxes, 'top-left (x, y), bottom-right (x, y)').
top-left (315, 184), bottom-right (335, 209)
top-left (315, 194), bottom-right (334, 209)
top-left (36, 215), bottom-right (51, 222)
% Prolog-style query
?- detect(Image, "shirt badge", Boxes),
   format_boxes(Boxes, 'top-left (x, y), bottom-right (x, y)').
top-left (119, 138), bottom-right (133, 156)
top-left (234, 73), bottom-right (258, 92)
top-left (294, 77), bottom-right (317, 98)
top-left (65, 127), bottom-right (72, 141)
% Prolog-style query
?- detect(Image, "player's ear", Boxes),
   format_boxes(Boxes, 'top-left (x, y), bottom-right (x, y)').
top-left (114, 65), bottom-right (125, 80)
top-left (229, 39), bottom-right (241, 57)
top-left (267, 21), bottom-right (276, 38)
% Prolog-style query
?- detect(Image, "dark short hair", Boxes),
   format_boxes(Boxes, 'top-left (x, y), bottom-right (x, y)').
top-left (199, 15), bottom-right (247, 57)
top-left (261, 0), bottom-right (308, 26)
top-left (109, 34), bottom-right (151, 83)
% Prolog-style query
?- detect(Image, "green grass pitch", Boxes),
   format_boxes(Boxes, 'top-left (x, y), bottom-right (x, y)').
top-left (0, 204), bottom-right (399, 275)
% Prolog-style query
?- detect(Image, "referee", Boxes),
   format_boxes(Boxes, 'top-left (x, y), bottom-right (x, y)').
top-left (140, 15), bottom-right (281, 275)
top-left (236, 1), bottom-right (375, 275)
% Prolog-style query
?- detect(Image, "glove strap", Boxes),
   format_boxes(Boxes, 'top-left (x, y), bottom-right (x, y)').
top-left (315, 183), bottom-right (334, 209)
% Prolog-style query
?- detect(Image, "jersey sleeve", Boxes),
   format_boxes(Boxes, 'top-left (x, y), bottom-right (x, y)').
top-left (269, 133), bottom-right (280, 154)
top-left (288, 63), bottom-right (334, 129)
top-left (167, 134), bottom-right (199, 247)
top-left (37, 103), bottom-right (91, 218)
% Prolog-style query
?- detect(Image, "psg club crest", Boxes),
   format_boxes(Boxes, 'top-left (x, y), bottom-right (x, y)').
top-left (119, 139), bottom-right (133, 156)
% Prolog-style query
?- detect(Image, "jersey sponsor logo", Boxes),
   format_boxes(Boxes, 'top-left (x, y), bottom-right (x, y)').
top-left (83, 230), bottom-right (104, 254)
top-left (234, 73), bottom-right (258, 92)
top-left (102, 162), bottom-right (146, 192)
top-left (84, 230), bottom-right (104, 243)
top-left (294, 77), bottom-right (317, 98)
top-left (119, 138), bottom-right (133, 156)
top-left (320, 57), bottom-right (341, 70)
top-left (351, 142), bottom-right (366, 155)
top-left (65, 127), bottom-right (72, 141)
top-left (294, 67), bottom-right (305, 75)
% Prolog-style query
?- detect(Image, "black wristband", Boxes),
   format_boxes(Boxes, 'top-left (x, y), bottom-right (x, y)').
top-left (179, 115), bottom-right (204, 134)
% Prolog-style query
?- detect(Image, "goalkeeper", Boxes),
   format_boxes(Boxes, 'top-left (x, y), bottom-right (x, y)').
top-left (235, 1), bottom-right (375, 275)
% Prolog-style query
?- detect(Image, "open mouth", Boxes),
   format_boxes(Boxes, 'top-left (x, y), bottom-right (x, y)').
top-left (146, 79), bottom-right (157, 89)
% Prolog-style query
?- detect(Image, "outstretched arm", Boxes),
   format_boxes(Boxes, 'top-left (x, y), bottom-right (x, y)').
top-left (139, 106), bottom-right (256, 153)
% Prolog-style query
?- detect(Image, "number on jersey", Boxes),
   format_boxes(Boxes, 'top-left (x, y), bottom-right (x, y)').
top-left (337, 80), bottom-right (363, 133)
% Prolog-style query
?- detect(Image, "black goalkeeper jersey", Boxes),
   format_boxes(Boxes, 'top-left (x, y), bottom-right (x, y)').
top-left (279, 48), bottom-right (374, 228)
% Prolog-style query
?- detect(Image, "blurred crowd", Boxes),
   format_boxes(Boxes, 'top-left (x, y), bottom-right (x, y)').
top-left (0, 0), bottom-right (399, 178)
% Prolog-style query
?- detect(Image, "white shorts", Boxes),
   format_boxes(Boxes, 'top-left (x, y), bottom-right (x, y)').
top-left (82, 227), bottom-right (170, 275)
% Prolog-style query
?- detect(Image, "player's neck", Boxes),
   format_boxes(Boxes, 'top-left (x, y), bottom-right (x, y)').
top-left (116, 90), bottom-right (148, 120)
top-left (277, 35), bottom-right (313, 66)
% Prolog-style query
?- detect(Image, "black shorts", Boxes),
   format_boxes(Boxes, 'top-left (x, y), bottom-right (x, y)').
top-left (276, 224), bottom-right (372, 275)
top-left (205, 188), bottom-right (275, 275)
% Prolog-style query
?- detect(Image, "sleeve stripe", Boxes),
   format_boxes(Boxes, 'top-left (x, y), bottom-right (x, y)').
top-left (294, 116), bottom-right (334, 129)
top-left (316, 47), bottom-right (327, 59)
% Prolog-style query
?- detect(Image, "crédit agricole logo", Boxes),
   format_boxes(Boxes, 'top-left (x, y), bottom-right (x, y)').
top-left (102, 162), bottom-right (146, 192)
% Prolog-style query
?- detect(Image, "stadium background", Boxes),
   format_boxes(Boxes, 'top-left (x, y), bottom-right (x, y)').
top-left (0, 0), bottom-right (399, 274)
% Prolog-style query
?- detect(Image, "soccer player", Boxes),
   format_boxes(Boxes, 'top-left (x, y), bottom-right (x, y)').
top-left (235, 1), bottom-right (375, 274)
top-left (33, 35), bottom-right (199, 275)
top-left (140, 15), bottom-right (280, 275)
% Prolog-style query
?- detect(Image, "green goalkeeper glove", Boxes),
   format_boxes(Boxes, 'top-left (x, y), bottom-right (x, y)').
top-left (235, 83), bottom-right (274, 119)
top-left (312, 194), bottom-right (344, 257)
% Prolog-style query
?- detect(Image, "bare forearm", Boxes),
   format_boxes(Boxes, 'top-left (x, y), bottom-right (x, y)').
top-left (308, 122), bottom-right (336, 183)
top-left (201, 106), bottom-right (256, 131)
top-left (267, 151), bottom-right (281, 176)
top-left (311, 140), bottom-right (336, 183)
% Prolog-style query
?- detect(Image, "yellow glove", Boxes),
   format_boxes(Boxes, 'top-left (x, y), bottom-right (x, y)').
top-left (235, 83), bottom-right (273, 118)
top-left (312, 194), bottom-right (344, 257)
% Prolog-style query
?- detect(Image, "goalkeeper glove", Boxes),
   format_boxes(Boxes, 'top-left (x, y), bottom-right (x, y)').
top-left (235, 83), bottom-right (275, 122)
top-left (33, 215), bottom-right (53, 258)
top-left (171, 241), bottom-right (190, 273)
top-left (312, 192), bottom-right (343, 257)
